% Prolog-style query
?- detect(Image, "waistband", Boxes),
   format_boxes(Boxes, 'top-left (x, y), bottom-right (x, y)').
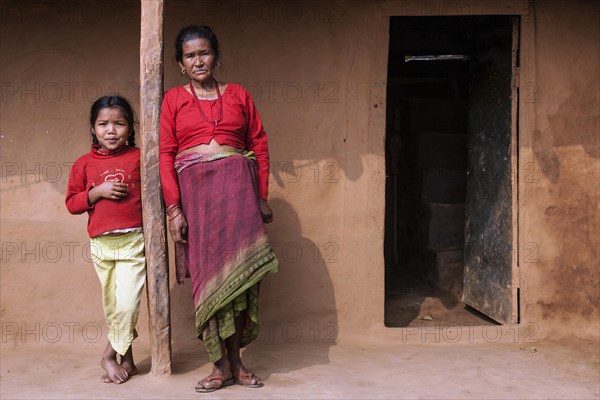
top-left (174, 151), bottom-right (255, 174)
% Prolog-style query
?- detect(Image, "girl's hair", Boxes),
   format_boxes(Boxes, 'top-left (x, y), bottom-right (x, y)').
top-left (174, 25), bottom-right (220, 64)
top-left (89, 96), bottom-right (136, 147)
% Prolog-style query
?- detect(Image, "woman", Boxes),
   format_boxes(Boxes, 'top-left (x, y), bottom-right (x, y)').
top-left (159, 25), bottom-right (279, 393)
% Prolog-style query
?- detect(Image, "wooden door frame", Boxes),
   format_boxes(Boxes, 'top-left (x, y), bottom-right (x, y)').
top-left (382, 0), bottom-right (535, 324)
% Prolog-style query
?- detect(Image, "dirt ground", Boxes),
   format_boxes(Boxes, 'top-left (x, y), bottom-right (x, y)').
top-left (1, 333), bottom-right (598, 399)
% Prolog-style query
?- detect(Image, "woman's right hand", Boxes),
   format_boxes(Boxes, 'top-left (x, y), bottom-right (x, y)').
top-left (168, 210), bottom-right (188, 244)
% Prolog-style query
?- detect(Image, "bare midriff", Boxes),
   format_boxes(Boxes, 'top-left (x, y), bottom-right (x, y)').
top-left (177, 138), bottom-right (245, 157)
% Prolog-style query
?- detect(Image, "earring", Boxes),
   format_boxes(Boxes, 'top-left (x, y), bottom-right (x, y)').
top-left (181, 67), bottom-right (186, 75)
top-left (217, 61), bottom-right (221, 69)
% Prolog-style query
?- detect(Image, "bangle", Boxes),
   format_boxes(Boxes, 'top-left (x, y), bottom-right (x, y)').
top-left (166, 204), bottom-right (182, 220)
top-left (166, 204), bottom-right (180, 215)
top-left (166, 204), bottom-right (180, 212)
top-left (168, 210), bottom-right (182, 221)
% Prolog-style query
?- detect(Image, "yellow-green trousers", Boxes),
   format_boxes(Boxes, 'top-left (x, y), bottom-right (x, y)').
top-left (90, 231), bottom-right (146, 356)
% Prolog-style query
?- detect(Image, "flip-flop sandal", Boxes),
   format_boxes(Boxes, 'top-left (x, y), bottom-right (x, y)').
top-left (195, 375), bottom-right (234, 393)
top-left (233, 371), bottom-right (264, 388)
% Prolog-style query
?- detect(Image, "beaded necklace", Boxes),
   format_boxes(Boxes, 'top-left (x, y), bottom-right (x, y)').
top-left (189, 79), bottom-right (223, 126)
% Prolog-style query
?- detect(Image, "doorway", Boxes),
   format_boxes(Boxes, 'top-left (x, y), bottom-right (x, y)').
top-left (384, 16), bottom-right (518, 327)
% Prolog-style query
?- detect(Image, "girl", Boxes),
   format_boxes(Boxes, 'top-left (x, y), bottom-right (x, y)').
top-left (66, 96), bottom-right (145, 384)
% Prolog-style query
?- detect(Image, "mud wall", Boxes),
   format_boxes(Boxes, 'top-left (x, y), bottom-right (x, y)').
top-left (520, 0), bottom-right (599, 337)
top-left (0, 0), bottom-right (597, 351)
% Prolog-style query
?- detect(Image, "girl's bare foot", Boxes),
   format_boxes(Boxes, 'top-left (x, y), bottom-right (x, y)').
top-left (100, 357), bottom-right (129, 384)
top-left (120, 346), bottom-right (138, 377)
top-left (100, 341), bottom-right (129, 384)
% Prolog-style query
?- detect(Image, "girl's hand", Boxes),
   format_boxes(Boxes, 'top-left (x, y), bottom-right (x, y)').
top-left (259, 199), bottom-right (273, 224)
top-left (168, 211), bottom-right (188, 244)
top-left (88, 180), bottom-right (128, 205)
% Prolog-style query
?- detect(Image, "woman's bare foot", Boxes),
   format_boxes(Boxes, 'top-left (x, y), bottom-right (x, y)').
top-left (100, 341), bottom-right (129, 384)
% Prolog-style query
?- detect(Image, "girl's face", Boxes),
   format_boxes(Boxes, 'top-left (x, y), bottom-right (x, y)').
top-left (179, 38), bottom-right (217, 86)
top-left (92, 107), bottom-right (130, 152)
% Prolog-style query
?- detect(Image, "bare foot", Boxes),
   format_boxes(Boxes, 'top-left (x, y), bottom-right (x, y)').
top-left (100, 357), bottom-right (129, 384)
top-left (100, 341), bottom-right (129, 384)
top-left (120, 347), bottom-right (138, 377)
top-left (120, 361), bottom-right (138, 377)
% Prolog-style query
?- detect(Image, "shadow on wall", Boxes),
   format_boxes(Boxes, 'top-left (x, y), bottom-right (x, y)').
top-left (254, 197), bottom-right (339, 372)
top-left (165, 197), bottom-right (338, 375)
top-left (531, 84), bottom-right (600, 185)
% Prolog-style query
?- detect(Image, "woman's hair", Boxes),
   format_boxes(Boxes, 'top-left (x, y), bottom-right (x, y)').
top-left (174, 25), bottom-right (220, 64)
top-left (89, 96), bottom-right (136, 147)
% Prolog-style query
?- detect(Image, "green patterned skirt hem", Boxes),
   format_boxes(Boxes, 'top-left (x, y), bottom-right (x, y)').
top-left (197, 252), bottom-right (279, 362)
top-left (201, 286), bottom-right (259, 362)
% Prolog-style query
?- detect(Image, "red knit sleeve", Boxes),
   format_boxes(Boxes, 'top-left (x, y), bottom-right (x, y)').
top-left (242, 87), bottom-right (270, 200)
top-left (65, 157), bottom-right (93, 214)
top-left (159, 89), bottom-right (181, 207)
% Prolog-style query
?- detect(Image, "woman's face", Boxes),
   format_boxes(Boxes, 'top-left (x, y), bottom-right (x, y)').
top-left (179, 38), bottom-right (217, 86)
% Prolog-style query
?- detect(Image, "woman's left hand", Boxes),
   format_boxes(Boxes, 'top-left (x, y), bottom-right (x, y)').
top-left (259, 199), bottom-right (273, 224)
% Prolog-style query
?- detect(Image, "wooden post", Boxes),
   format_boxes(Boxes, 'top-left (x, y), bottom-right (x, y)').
top-left (140, 0), bottom-right (171, 375)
